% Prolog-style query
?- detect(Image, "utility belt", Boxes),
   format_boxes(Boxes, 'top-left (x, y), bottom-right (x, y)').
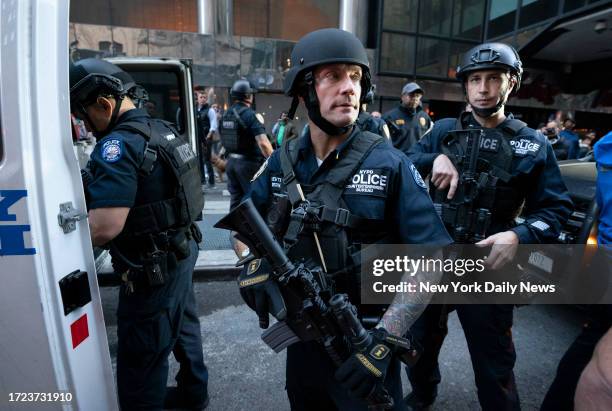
top-left (114, 223), bottom-right (202, 292)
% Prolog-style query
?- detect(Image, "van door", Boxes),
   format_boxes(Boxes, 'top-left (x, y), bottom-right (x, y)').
top-left (0, 1), bottom-right (117, 409)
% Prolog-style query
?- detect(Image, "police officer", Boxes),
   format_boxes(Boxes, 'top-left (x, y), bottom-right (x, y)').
top-left (70, 58), bottom-right (208, 410)
top-left (356, 87), bottom-right (390, 139)
top-left (220, 79), bottom-right (273, 210)
top-left (383, 82), bottom-right (433, 152)
top-left (405, 43), bottom-right (572, 410)
top-left (243, 28), bottom-right (452, 410)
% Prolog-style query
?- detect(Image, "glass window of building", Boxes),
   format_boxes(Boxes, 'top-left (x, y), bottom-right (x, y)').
top-left (233, 0), bottom-right (340, 41)
top-left (70, 0), bottom-right (197, 32)
top-left (519, 0), bottom-right (559, 28)
top-left (416, 37), bottom-right (451, 77)
top-left (380, 33), bottom-right (416, 74)
top-left (448, 41), bottom-right (477, 78)
top-left (382, 0), bottom-right (418, 32)
top-left (452, 0), bottom-right (486, 40)
top-left (419, 0), bottom-right (452, 36)
top-left (487, 0), bottom-right (518, 38)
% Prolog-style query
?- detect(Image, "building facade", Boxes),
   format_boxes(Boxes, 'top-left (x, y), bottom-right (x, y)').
top-left (70, 0), bottom-right (612, 133)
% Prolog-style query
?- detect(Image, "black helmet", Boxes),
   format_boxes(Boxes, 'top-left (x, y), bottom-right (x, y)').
top-left (230, 79), bottom-right (256, 100)
top-left (69, 58), bottom-right (136, 136)
top-left (70, 58), bottom-right (136, 107)
top-left (284, 28), bottom-right (371, 99)
top-left (283, 28), bottom-right (372, 136)
top-left (456, 42), bottom-right (523, 91)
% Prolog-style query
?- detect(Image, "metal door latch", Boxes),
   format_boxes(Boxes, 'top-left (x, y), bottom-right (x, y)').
top-left (58, 202), bottom-right (87, 233)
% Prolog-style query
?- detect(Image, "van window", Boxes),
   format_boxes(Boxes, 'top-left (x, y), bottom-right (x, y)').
top-left (127, 69), bottom-right (187, 136)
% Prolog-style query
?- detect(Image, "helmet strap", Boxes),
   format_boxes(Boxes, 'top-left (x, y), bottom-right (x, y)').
top-left (302, 71), bottom-right (353, 136)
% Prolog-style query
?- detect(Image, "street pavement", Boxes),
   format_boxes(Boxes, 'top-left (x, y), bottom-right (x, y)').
top-left (99, 182), bottom-right (586, 410)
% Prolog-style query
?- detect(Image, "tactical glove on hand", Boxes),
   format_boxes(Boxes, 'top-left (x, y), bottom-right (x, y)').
top-left (335, 327), bottom-right (393, 400)
top-left (238, 258), bottom-right (286, 329)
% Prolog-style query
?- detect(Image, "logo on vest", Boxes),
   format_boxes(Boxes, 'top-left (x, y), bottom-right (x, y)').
top-left (510, 139), bottom-right (540, 156)
top-left (479, 136), bottom-right (500, 153)
top-left (345, 169), bottom-right (389, 197)
top-left (271, 176), bottom-right (282, 190)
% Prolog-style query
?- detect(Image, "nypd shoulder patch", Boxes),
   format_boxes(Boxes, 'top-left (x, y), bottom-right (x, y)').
top-left (101, 139), bottom-right (122, 163)
top-left (409, 163), bottom-right (427, 190)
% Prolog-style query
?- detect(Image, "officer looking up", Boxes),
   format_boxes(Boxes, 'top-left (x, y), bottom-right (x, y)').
top-left (405, 43), bottom-right (572, 410)
top-left (70, 58), bottom-right (209, 410)
top-left (243, 28), bottom-right (452, 410)
top-left (383, 82), bottom-right (433, 153)
top-left (220, 79), bottom-right (273, 210)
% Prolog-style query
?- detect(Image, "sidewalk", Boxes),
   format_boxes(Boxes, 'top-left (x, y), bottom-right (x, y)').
top-left (97, 182), bottom-right (239, 286)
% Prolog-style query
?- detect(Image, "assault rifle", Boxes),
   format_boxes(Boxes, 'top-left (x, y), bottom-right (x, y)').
top-left (433, 129), bottom-right (492, 243)
top-left (215, 198), bottom-right (418, 410)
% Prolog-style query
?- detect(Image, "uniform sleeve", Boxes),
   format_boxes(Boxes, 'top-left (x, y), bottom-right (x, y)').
top-left (87, 133), bottom-right (144, 209)
top-left (246, 110), bottom-right (266, 137)
top-left (510, 141), bottom-right (573, 244)
top-left (245, 151), bottom-right (280, 214)
top-left (392, 156), bottom-right (453, 245)
top-left (406, 124), bottom-right (443, 176)
top-left (208, 108), bottom-right (218, 132)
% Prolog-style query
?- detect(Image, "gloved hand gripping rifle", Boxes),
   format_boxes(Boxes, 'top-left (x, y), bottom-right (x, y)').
top-left (215, 198), bottom-right (418, 410)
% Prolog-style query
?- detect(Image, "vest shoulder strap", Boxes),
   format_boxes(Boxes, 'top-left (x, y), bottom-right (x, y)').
top-left (502, 119), bottom-right (527, 135)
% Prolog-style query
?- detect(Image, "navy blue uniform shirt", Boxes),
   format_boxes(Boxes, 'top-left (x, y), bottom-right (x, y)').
top-left (407, 113), bottom-right (573, 244)
top-left (87, 109), bottom-right (174, 211)
top-left (231, 102), bottom-right (266, 158)
top-left (248, 127), bottom-right (452, 246)
top-left (559, 129), bottom-right (580, 160)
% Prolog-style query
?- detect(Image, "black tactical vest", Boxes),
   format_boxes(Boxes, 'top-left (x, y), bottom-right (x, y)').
top-left (113, 118), bottom-right (204, 236)
top-left (277, 131), bottom-right (390, 305)
top-left (219, 105), bottom-right (250, 154)
top-left (436, 114), bottom-right (528, 239)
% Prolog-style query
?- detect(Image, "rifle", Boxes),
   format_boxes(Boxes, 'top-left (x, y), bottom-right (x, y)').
top-left (434, 129), bottom-right (492, 243)
top-left (215, 198), bottom-right (418, 410)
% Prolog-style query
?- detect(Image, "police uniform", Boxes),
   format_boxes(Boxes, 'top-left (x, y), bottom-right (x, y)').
top-left (221, 101), bottom-right (266, 209)
top-left (383, 105), bottom-right (432, 153)
top-left (356, 111), bottom-right (390, 139)
top-left (405, 112), bottom-right (573, 409)
top-left (248, 126), bottom-right (452, 410)
top-left (86, 109), bottom-right (208, 410)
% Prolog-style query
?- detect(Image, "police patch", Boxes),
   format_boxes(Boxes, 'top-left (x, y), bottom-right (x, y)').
top-left (409, 163), bottom-right (428, 190)
top-left (101, 139), bottom-right (122, 163)
top-left (395, 119), bottom-right (405, 126)
top-left (419, 117), bottom-right (427, 127)
top-left (345, 168), bottom-right (390, 197)
top-left (251, 158), bottom-right (269, 182)
top-left (510, 139), bottom-right (541, 156)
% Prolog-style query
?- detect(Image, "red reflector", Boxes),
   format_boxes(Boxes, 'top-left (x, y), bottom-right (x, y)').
top-left (70, 314), bottom-right (89, 349)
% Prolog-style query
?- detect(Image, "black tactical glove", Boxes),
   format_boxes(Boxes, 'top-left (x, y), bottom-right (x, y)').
top-left (238, 258), bottom-right (287, 329)
top-left (335, 327), bottom-right (393, 400)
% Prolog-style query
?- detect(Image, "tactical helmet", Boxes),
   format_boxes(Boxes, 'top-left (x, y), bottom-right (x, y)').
top-left (70, 58), bottom-right (136, 107)
top-left (283, 28), bottom-right (372, 136)
top-left (456, 42), bottom-right (523, 92)
top-left (284, 28), bottom-right (371, 100)
top-left (69, 58), bottom-right (136, 136)
top-left (230, 79), bottom-right (257, 101)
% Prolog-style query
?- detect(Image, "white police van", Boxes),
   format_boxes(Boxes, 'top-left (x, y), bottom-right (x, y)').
top-left (0, 1), bottom-right (199, 409)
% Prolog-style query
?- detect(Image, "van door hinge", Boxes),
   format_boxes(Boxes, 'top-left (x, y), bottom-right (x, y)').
top-left (58, 202), bottom-right (87, 233)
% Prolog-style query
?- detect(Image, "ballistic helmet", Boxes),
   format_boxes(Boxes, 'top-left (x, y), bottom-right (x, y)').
top-left (230, 79), bottom-right (257, 101)
top-left (456, 42), bottom-right (523, 92)
top-left (283, 28), bottom-right (372, 136)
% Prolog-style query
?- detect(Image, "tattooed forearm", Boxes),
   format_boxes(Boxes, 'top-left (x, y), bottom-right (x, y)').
top-left (377, 250), bottom-right (444, 336)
